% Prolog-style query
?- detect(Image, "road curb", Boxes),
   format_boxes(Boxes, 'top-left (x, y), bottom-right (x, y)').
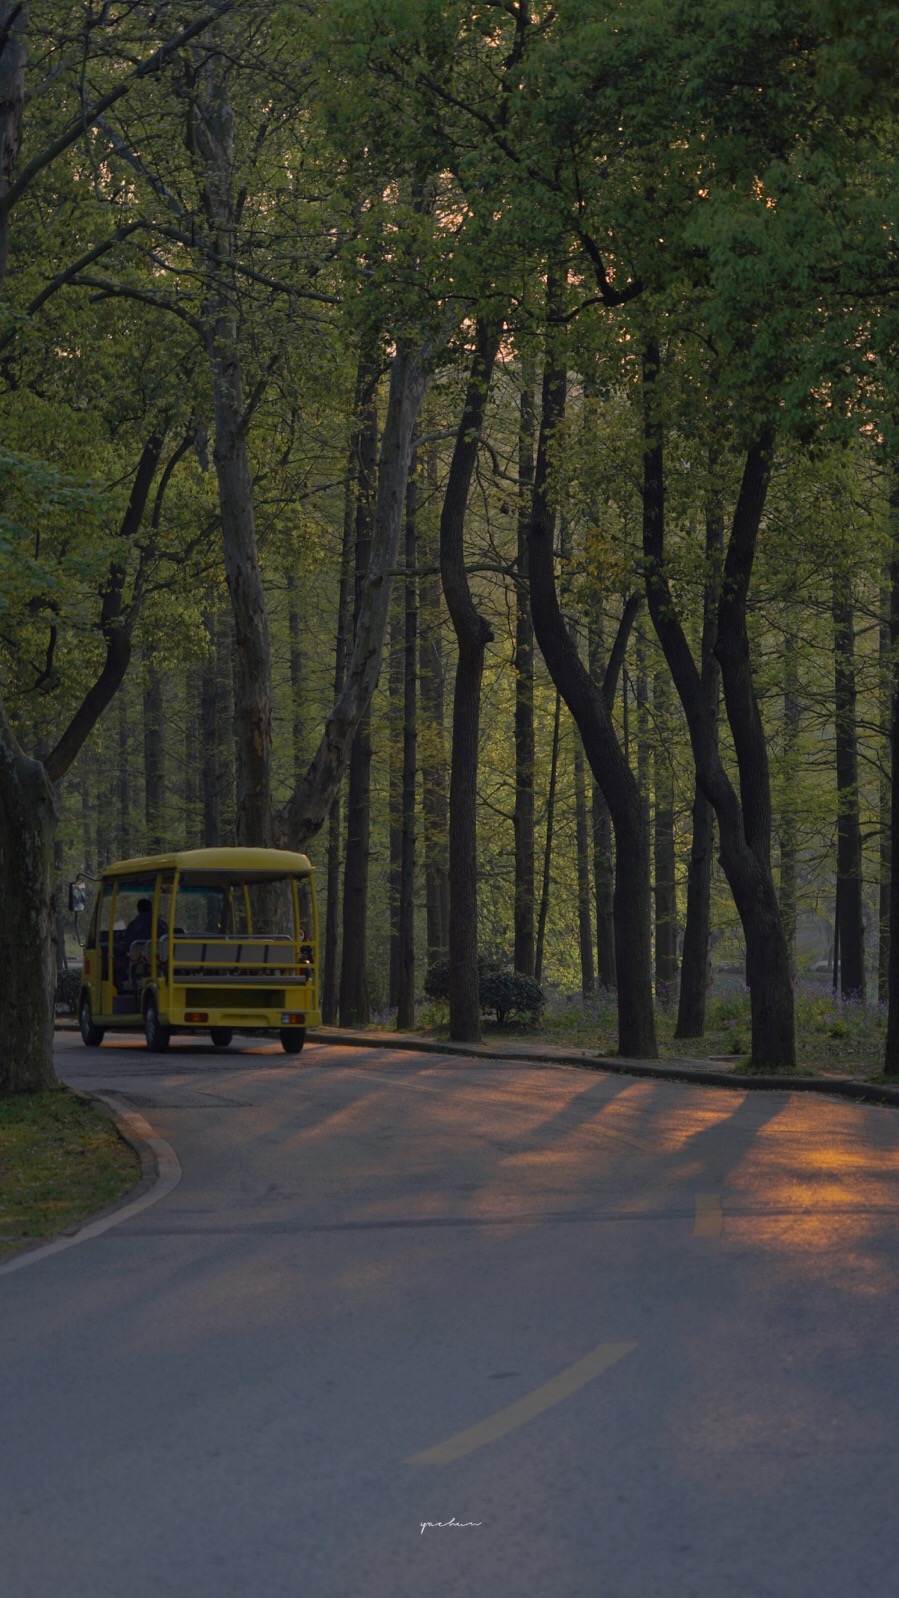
top-left (0, 1092), bottom-right (181, 1277)
top-left (306, 1029), bottom-right (899, 1109)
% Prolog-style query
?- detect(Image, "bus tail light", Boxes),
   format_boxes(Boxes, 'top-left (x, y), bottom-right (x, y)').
top-left (281, 1012), bottom-right (306, 1025)
top-left (185, 1011), bottom-right (209, 1023)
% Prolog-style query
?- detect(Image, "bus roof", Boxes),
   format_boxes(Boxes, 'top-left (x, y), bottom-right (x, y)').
top-left (100, 847), bottom-right (314, 877)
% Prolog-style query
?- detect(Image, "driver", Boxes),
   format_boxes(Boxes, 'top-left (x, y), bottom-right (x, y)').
top-left (124, 897), bottom-right (166, 945)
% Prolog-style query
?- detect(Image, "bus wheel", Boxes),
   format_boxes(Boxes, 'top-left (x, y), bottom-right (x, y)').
top-left (79, 993), bottom-right (104, 1047)
top-left (210, 1028), bottom-right (233, 1048)
top-left (279, 1027), bottom-right (306, 1055)
top-left (145, 996), bottom-right (171, 1053)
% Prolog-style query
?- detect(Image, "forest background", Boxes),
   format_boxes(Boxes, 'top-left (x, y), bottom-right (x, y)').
top-left (3, 0), bottom-right (899, 1094)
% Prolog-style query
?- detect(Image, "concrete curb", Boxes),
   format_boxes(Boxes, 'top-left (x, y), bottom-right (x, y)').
top-left (306, 1029), bottom-right (899, 1109)
top-left (0, 1092), bottom-right (181, 1277)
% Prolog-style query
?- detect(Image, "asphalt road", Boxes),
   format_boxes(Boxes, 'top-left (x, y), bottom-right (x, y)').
top-left (2, 1032), bottom-right (899, 1598)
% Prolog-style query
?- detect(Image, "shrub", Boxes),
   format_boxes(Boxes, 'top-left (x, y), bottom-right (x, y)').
top-left (479, 971), bottom-right (545, 1026)
top-left (423, 954), bottom-right (501, 1005)
top-left (423, 959), bottom-right (544, 1026)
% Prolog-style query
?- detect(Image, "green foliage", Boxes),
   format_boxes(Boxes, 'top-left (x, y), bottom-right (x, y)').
top-left (479, 971), bottom-right (545, 1027)
top-left (423, 958), bottom-right (544, 1025)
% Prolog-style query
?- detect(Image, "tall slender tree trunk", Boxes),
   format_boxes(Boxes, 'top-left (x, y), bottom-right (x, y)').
top-left (0, 705), bottom-right (57, 1093)
top-left (528, 312), bottom-right (656, 1058)
top-left (778, 626), bottom-right (800, 977)
top-left (191, 61), bottom-right (273, 848)
top-left (535, 691), bottom-right (561, 987)
top-left (388, 570), bottom-right (404, 1009)
top-left (419, 444), bottom-right (450, 966)
top-left (287, 572), bottom-right (304, 794)
top-left (0, 1), bottom-right (25, 296)
top-left (339, 387), bottom-right (378, 1025)
top-left (201, 610), bottom-right (220, 846)
top-left (833, 573), bottom-right (865, 999)
top-left (635, 633), bottom-right (652, 990)
top-left (117, 690), bottom-right (131, 859)
top-left (573, 736), bottom-right (595, 999)
top-left (440, 319), bottom-right (503, 1042)
top-left (143, 649), bottom-right (165, 854)
top-left (886, 472), bottom-right (899, 1070)
top-left (321, 426), bottom-right (360, 1025)
top-left (514, 366), bottom-right (536, 975)
top-left (653, 667), bottom-right (678, 1009)
top-left (880, 565), bottom-right (891, 1003)
top-left (588, 606), bottom-right (616, 989)
top-left (184, 665), bottom-right (201, 845)
top-left (396, 457), bottom-right (418, 1030)
top-left (642, 344), bottom-right (794, 1068)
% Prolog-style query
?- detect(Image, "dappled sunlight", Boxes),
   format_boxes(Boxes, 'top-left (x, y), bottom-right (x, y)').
top-left (719, 1101), bottom-right (899, 1294)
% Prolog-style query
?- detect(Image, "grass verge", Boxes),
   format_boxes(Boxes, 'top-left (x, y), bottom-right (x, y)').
top-left (0, 1087), bottom-right (141, 1262)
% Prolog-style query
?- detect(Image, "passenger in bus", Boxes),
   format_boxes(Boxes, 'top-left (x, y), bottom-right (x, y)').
top-left (118, 898), bottom-right (168, 992)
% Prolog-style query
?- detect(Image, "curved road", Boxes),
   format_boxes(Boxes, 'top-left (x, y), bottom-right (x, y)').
top-left (2, 1033), bottom-right (899, 1598)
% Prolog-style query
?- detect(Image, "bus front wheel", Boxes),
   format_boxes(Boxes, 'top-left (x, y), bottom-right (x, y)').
top-left (79, 993), bottom-right (104, 1047)
top-left (145, 996), bottom-right (171, 1053)
top-left (279, 1027), bottom-right (305, 1055)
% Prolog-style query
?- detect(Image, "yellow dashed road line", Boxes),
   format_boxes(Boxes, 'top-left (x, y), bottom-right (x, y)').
top-left (407, 1340), bottom-right (637, 1465)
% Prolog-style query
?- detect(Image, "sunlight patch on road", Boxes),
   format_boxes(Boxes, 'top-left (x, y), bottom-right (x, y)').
top-left (407, 1340), bottom-right (636, 1465)
top-left (693, 1194), bottom-right (724, 1237)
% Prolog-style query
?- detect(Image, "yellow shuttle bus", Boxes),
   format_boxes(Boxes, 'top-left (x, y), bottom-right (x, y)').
top-left (77, 848), bottom-right (320, 1054)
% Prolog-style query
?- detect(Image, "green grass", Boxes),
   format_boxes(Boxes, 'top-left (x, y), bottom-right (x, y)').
top-left (377, 982), bottom-right (888, 1079)
top-left (0, 1087), bottom-right (141, 1262)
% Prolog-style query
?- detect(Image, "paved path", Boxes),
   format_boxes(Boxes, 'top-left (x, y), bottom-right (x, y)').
top-left (2, 1033), bottom-right (899, 1598)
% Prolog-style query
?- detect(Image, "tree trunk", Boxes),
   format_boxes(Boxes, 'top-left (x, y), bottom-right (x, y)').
top-left (397, 457), bottom-right (418, 1030)
top-left (192, 61), bottom-right (273, 848)
top-left (200, 610), bottom-right (220, 846)
top-left (885, 476), bottom-right (899, 1071)
top-left (117, 689), bottom-right (131, 859)
top-left (0, 1), bottom-right (26, 296)
top-left (183, 665), bottom-right (201, 846)
top-left (285, 338), bottom-right (430, 846)
top-left (832, 573), bottom-right (865, 999)
top-left (339, 385), bottom-right (379, 1026)
top-left (588, 607), bottom-right (616, 989)
top-left (322, 400), bottom-right (365, 1025)
top-left (573, 735), bottom-right (595, 999)
top-left (880, 565), bottom-right (891, 1003)
top-left (419, 443), bottom-right (450, 967)
top-left (514, 366), bottom-right (536, 975)
top-left (653, 667), bottom-right (678, 1009)
top-left (641, 343), bottom-right (794, 1068)
top-left (0, 706), bottom-right (57, 1093)
top-left (388, 563), bottom-right (404, 1009)
top-left (287, 572), bottom-right (304, 794)
top-left (440, 319), bottom-right (503, 1042)
top-left (142, 648), bottom-right (165, 854)
top-left (529, 325), bottom-right (656, 1059)
top-left (778, 629), bottom-right (800, 976)
top-left (535, 691), bottom-right (561, 987)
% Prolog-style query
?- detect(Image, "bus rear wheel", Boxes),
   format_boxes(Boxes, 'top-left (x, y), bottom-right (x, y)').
top-left (145, 996), bottom-right (171, 1053)
top-left (210, 1028), bottom-right (233, 1048)
top-left (79, 993), bottom-right (104, 1047)
top-left (279, 1027), bottom-right (305, 1055)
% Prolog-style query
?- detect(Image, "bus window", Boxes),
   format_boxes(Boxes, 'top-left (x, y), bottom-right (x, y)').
top-left (174, 881), bottom-right (227, 936)
top-left (245, 878), bottom-right (294, 937)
